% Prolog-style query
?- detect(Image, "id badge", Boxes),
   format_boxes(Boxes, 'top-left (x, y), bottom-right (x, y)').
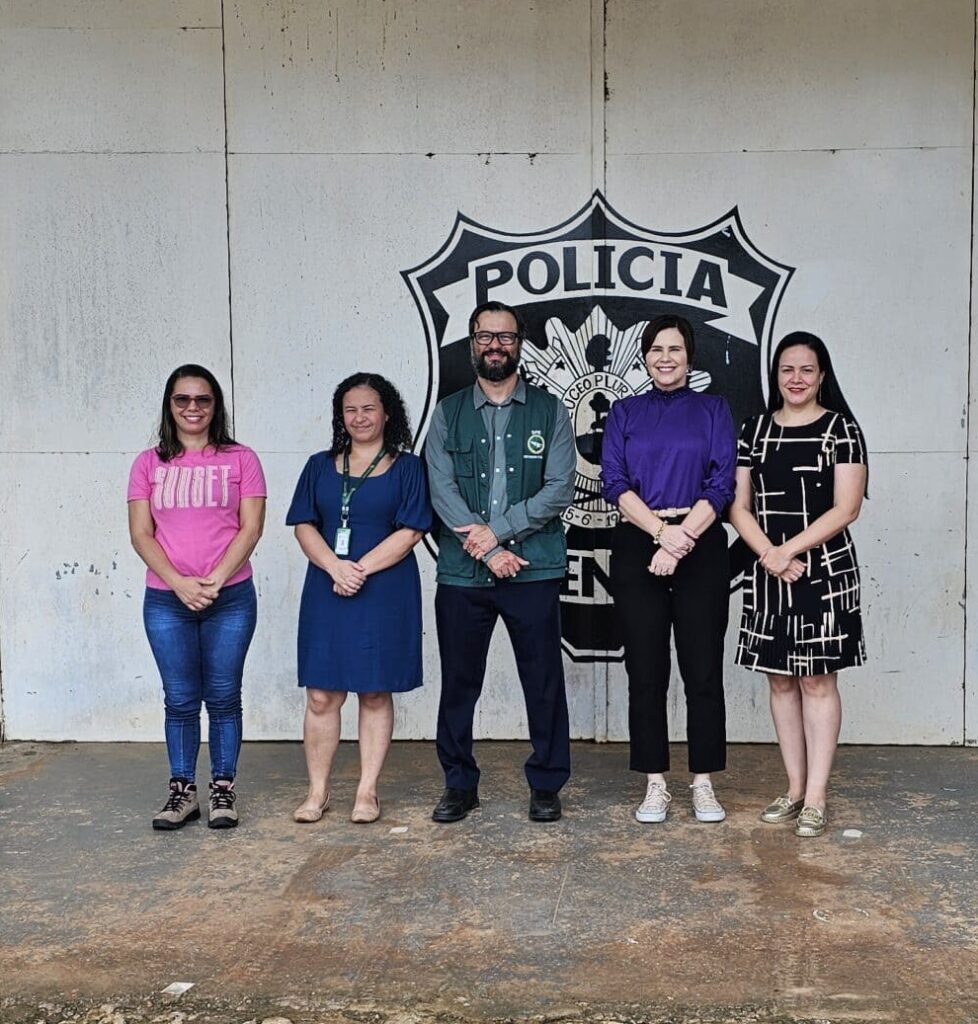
top-left (334, 527), bottom-right (351, 556)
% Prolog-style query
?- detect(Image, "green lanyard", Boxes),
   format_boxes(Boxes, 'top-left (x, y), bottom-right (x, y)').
top-left (340, 446), bottom-right (387, 528)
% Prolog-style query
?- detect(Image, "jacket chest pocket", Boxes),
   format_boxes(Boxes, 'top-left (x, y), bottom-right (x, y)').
top-left (445, 438), bottom-right (474, 478)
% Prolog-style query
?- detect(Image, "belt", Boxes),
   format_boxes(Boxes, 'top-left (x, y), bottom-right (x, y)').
top-left (650, 506), bottom-right (692, 518)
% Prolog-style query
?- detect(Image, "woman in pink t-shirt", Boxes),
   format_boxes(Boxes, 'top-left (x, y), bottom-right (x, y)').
top-left (128, 364), bottom-right (266, 831)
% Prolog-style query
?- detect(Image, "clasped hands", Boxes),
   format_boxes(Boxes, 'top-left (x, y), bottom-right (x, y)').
top-left (760, 544), bottom-right (806, 583)
top-left (455, 523), bottom-right (528, 580)
top-left (648, 524), bottom-right (696, 577)
top-left (173, 575), bottom-right (221, 611)
top-left (330, 558), bottom-right (367, 597)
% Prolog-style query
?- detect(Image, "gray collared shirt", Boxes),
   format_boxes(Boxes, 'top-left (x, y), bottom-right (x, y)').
top-left (426, 377), bottom-right (576, 560)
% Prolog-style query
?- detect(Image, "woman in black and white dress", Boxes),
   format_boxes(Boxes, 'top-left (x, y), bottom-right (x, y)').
top-left (730, 332), bottom-right (867, 838)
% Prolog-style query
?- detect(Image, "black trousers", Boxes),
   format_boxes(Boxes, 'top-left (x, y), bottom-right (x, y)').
top-left (434, 579), bottom-right (571, 792)
top-left (610, 519), bottom-right (729, 774)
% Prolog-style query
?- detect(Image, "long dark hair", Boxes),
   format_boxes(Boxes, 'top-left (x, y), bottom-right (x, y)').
top-left (766, 332), bottom-right (857, 420)
top-left (156, 364), bottom-right (235, 462)
top-left (328, 372), bottom-right (413, 456)
top-left (767, 332), bottom-right (867, 494)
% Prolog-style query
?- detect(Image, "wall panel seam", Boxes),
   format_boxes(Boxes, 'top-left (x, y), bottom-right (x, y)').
top-left (965, 0), bottom-right (978, 743)
top-left (220, 0), bottom-right (235, 414)
top-left (0, 150), bottom-right (226, 156)
top-left (607, 146), bottom-right (972, 157)
top-left (590, 0), bottom-right (609, 741)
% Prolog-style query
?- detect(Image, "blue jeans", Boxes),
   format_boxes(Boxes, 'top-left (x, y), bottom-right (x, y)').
top-left (143, 578), bottom-right (257, 782)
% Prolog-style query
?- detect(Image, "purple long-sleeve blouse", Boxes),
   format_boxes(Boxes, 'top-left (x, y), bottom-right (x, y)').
top-left (600, 386), bottom-right (737, 517)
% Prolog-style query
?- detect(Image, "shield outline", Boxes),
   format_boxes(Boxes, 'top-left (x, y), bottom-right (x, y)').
top-left (401, 191), bottom-right (795, 661)
top-left (402, 190), bottom-right (794, 453)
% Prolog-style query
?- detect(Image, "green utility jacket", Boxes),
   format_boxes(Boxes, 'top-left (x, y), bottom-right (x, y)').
top-left (434, 384), bottom-right (569, 586)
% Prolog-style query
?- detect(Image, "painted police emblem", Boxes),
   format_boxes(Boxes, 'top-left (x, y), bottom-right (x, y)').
top-left (403, 192), bottom-right (793, 661)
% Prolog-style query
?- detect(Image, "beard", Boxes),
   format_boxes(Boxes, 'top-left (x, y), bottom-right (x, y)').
top-left (473, 348), bottom-right (520, 382)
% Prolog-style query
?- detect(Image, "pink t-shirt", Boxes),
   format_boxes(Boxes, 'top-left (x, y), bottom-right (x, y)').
top-left (127, 444), bottom-right (267, 590)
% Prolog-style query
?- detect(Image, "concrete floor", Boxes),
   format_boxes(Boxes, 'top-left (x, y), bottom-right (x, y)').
top-left (0, 740), bottom-right (976, 1024)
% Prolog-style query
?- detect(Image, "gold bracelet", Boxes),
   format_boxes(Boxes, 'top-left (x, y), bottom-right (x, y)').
top-left (652, 521), bottom-right (666, 544)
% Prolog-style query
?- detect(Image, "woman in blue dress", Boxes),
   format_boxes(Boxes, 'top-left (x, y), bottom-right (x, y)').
top-left (287, 373), bottom-right (431, 824)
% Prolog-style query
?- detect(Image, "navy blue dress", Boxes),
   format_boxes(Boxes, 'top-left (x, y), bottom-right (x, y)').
top-left (286, 451), bottom-right (432, 693)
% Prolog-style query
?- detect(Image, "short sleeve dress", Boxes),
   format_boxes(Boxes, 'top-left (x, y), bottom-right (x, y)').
top-left (286, 451), bottom-right (433, 693)
top-left (735, 411), bottom-right (867, 676)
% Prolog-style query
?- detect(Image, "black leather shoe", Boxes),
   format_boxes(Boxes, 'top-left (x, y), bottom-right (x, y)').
top-left (529, 789), bottom-right (562, 822)
top-left (432, 787), bottom-right (480, 823)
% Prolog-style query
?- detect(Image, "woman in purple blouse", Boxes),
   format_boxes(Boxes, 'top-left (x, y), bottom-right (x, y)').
top-left (601, 314), bottom-right (736, 825)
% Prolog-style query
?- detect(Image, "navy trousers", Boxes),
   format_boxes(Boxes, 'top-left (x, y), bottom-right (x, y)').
top-left (435, 579), bottom-right (571, 792)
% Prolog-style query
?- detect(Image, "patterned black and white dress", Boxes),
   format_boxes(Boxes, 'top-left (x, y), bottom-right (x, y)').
top-left (735, 411), bottom-right (867, 676)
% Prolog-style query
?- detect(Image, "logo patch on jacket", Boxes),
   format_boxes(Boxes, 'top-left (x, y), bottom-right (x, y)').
top-left (526, 430), bottom-right (546, 457)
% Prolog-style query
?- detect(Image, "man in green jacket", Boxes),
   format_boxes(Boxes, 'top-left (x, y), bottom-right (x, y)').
top-left (425, 301), bottom-right (576, 823)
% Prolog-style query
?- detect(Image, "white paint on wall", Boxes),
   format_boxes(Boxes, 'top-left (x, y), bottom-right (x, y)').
top-left (228, 153), bottom-right (594, 453)
top-left (606, 0), bottom-right (973, 154)
top-left (0, 154), bottom-right (231, 453)
top-left (0, 5), bottom-right (223, 153)
top-left (223, 0), bottom-right (592, 155)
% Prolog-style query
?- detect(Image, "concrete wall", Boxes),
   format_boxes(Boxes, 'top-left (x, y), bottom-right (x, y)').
top-left (0, 0), bottom-right (973, 745)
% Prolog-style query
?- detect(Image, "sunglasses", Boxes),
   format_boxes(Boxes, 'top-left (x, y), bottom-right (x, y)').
top-left (171, 394), bottom-right (214, 409)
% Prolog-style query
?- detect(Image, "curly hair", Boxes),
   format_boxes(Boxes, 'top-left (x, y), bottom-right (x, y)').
top-left (156, 363), bottom-right (236, 462)
top-left (328, 372), bottom-right (413, 456)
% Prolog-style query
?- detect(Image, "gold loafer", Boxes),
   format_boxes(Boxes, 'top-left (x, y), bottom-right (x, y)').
top-left (794, 805), bottom-right (827, 837)
top-left (760, 795), bottom-right (805, 824)
top-left (293, 792), bottom-right (330, 824)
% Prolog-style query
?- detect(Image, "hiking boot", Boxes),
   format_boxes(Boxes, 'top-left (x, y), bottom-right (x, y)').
top-left (152, 778), bottom-right (200, 830)
top-left (208, 779), bottom-right (238, 829)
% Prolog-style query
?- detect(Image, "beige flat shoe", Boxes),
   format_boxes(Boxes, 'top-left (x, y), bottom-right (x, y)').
top-left (350, 796), bottom-right (381, 824)
top-left (293, 792), bottom-right (330, 824)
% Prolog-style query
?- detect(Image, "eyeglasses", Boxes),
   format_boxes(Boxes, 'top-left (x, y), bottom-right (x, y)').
top-left (171, 394), bottom-right (214, 409)
top-left (472, 331), bottom-right (519, 348)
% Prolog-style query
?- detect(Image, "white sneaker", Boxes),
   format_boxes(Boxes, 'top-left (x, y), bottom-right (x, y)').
top-left (690, 781), bottom-right (726, 822)
top-left (635, 780), bottom-right (671, 823)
